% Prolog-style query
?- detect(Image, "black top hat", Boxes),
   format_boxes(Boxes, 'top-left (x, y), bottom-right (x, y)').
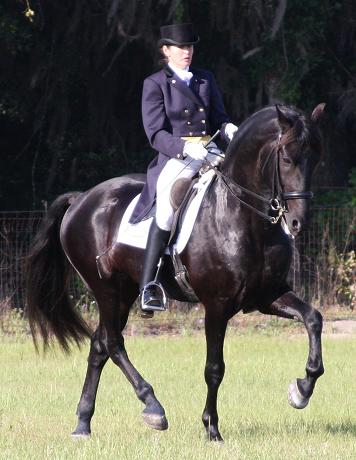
top-left (158, 23), bottom-right (200, 47)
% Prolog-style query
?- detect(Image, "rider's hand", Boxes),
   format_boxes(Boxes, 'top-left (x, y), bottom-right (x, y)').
top-left (224, 123), bottom-right (238, 141)
top-left (183, 142), bottom-right (208, 161)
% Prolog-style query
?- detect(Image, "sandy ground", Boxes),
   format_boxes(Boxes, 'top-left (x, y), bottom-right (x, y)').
top-left (325, 319), bottom-right (356, 335)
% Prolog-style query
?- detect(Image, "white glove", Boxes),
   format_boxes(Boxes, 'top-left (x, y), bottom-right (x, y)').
top-left (183, 142), bottom-right (208, 161)
top-left (224, 123), bottom-right (238, 141)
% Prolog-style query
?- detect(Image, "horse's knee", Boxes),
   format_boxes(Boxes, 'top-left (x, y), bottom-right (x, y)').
top-left (305, 309), bottom-right (323, 334)
top-left (205, 361), bottom-right (225, 386)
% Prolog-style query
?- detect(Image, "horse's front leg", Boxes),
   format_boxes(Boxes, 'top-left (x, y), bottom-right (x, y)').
top-left (263, 291), bottom-right (324, 408)
top-left (202, 311), bottom-right (228, 442)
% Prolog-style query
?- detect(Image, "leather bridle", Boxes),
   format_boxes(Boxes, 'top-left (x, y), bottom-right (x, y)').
top-left (215, 133), bottom-right (314, 225)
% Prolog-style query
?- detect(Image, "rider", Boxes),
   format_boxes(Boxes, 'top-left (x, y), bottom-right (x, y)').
top-left (130, 23), bottom-right (238, 317)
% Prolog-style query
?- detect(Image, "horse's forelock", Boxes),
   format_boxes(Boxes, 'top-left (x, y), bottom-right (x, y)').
top-left (279, 113), bottom-right (321, 160)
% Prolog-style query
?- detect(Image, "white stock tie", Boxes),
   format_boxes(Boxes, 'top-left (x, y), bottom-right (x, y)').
top-left (169, 64), bottom-right (193, 86)
top-left (181, 70), bottom-right (193, 86)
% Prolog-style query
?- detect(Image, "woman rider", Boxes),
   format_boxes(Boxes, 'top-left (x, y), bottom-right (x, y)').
top-left (130, 23), bottom-right (238, 317)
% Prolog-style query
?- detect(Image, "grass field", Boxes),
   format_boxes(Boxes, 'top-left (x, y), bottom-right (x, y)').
top-left (1, 329), bottom-right (356, 459)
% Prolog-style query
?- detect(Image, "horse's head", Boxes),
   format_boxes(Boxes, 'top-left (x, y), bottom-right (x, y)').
top-left (222, 103), bottom-right (325, 237)
top-left (272, 103), bottom-right (325, 236)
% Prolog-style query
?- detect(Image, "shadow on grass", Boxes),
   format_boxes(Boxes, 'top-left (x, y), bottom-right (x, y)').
top-left (226, 419), bottom-right (356, 437)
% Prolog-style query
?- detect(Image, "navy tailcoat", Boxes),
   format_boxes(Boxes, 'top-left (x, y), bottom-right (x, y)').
top-left (130, 65), bottom-right (230, 223)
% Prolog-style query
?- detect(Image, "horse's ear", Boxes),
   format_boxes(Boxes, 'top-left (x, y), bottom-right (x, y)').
top-left (311, 103), bottom-right (326, 124)
top-left (275, 104), bottom-right (293, 133)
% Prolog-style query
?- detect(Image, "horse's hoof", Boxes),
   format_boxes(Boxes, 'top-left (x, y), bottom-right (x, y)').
top-left (207, 433), bottom-right (224, 443)
top-left (288, 380), bottom-right (310, 409)
top-left (71, 431), bottom-right (91, 439)
top-left (142, 411), bottom-right (168, 431)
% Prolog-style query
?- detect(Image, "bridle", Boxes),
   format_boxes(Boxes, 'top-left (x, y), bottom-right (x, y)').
top-left (214, 133), bottom-right (314, 225)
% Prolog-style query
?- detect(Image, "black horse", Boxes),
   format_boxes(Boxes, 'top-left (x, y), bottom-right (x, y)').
top-left (26, 103), bottom-right (325, 442)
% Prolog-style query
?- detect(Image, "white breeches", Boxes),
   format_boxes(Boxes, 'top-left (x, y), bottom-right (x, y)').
top-left (155, 157), bottom-right (204, 231)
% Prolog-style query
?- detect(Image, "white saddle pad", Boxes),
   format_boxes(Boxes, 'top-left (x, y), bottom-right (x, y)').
top-left (116, 169), bottom-right (216, 254)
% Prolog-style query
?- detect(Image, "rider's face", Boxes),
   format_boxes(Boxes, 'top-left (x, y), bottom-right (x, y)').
top-left (162, 44), bottom-right (194, 69)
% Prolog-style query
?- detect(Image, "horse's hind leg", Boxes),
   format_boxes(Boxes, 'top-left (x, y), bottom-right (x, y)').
top-left (262, 291), bottom-right (324, 408)
top-left (72, 326), bottom-right (109, 437)
top-left (97, 284), bottom-right (168, 431)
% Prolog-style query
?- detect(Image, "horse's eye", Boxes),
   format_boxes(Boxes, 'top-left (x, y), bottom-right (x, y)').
top-left (282, 156), bottom-right (292, 165)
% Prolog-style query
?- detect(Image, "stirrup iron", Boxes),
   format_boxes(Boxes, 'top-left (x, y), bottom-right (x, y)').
top-left (140, 257), bottom-right (167, 312)
top-left (141, 281), bottom-right (167, 312)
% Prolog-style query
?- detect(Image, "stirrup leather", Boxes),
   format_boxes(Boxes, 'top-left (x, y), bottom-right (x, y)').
top-left (141, 281), bottom-right (167, 312)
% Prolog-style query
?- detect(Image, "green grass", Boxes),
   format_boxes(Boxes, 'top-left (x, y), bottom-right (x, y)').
top-left (1, 333), bottom-right (356, 459)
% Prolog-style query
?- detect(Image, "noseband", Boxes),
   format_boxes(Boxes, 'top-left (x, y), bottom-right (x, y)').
top-left (216, 133), bottom-right (314, 225)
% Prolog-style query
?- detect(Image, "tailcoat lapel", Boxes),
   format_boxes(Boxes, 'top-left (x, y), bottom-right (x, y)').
top-left (163, 66), bottom-right (208, 109)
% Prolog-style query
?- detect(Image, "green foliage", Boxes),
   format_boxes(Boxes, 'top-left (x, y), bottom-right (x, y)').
top-left (315, 169), bottom-right (356, 206)
top-left (332, 250), bottom-right (356, 309)
top-left (0, 4), bottom-right (33, 55)
top-left (0, 302), bottom-right (30, 337)
top-left (1, 1), bottom-right (355, 209)
top-left (173, 1), bottom-right (185, 22)
top-left (309, 218), bottom-right (356, 310)
top-left (0, 4), bottom-right (34, 122)
top-left (318, 246), bottom-right (356, 310)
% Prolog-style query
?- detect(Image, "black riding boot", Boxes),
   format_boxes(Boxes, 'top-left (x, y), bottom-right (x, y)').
top-left (139, 220), bottom-right (170, 318)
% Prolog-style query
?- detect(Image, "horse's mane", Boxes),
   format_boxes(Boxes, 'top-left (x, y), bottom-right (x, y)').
top-left (225, 104), bottom-right (321, 163)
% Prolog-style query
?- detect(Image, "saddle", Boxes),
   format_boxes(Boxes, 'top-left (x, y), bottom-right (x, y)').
top-left (155, 154), bottom-right (224, 302)
top-left (165, 163), bottom-right (222, 302)
top-left (168, 176), bottom-right (201, 302)
top-left (112, 151), bottom-right (223, 303)
top-left (169, 177), bottom-right (194, 211)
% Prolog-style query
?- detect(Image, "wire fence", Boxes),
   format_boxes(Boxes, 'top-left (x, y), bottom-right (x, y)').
top-left (291, 207), bottom-right (355, 309)
top-left (0, 208), bottom-right (355, 310)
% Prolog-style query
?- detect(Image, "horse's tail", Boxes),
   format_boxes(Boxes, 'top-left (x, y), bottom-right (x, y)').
top-left (26, 192), bottom-right (92, 352)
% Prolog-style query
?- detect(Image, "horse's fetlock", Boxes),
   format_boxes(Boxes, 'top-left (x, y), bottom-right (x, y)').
top-left (205, 361), bottom-right (225, 378)
top-left (202, 411), bottom-right (218, 428)
top-left (76, 402), bottom-right (94, 420)
top-left (307, 364), bottom-right (324, 379)
top-left (137, 383), bottom-right (154, 402)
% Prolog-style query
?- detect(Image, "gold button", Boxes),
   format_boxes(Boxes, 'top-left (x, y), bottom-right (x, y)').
top-left (201, 120), bottom-right (206, 124)
top-left (199, 107), bottom-right (204, 112)
top-left (187, 121), bottom-right (191, 125)
top-left (184, 109), bottom-right (189, 113)
top-left (172, 79), bottom-right (176, 84)
top-left (202, 131), bottom-right (206, 135)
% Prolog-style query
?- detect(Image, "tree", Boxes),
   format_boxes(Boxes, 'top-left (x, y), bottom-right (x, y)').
top-left (1, 0), bottom-right (355, 210)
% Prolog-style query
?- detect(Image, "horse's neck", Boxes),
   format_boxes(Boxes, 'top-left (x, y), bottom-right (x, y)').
top-left (208, 176), bottom-right (262, 232)
top-left (223, 124), bottom-right (278, 195)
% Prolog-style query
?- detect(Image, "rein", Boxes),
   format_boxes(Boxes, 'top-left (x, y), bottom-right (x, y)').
top-left (214, 133), bottom-right (314, 225)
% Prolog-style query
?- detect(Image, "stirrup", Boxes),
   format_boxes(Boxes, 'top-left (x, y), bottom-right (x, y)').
top-left (140, 281), bottom-right (167, 312)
